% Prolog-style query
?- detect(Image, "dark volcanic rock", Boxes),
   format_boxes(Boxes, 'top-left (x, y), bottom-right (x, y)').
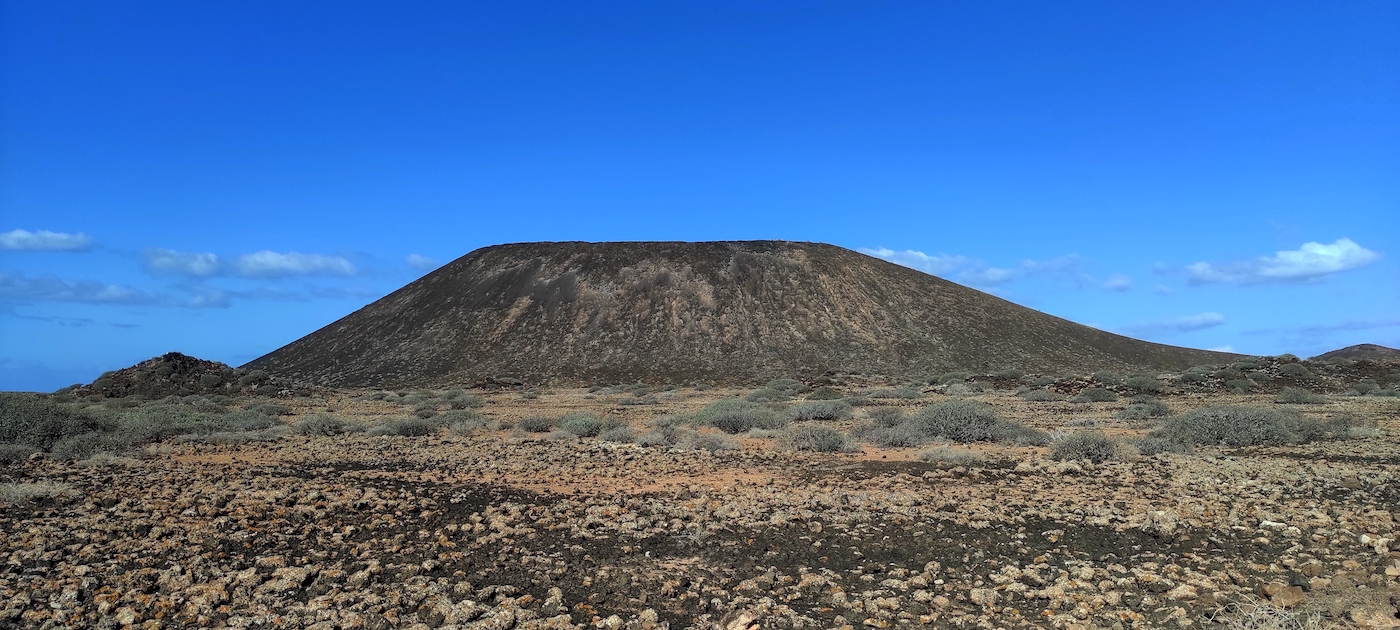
top-left (245, 241), bottom-right (1237, 387)
top-left (70, 352), bottom-right (304, 398)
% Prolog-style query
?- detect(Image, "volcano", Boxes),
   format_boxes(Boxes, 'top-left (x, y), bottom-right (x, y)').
top-left (245, 241), bottom-right (1236, 387)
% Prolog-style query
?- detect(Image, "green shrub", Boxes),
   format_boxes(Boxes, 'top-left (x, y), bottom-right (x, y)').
top-left (1117, 398), bottom-right (1170, 421)
top-left (1178, 371), bottom-right (1209, 384)
top-left (1276, 387), bottom-right (1325, 404)
top-left (223, 410), bottom-right (276, 431)
top-left (517, 416), bottom-right (555, 433)
top-left (994, 368), bottom-right (1024, 380)
top-left (779, 423), bottom-right (856, 452)
top-left (1225, 379), bottom-right (1255, 393)
top-left (745, 388), bottom-right (790, 403)
top-left (1123, 376), bottom-right (1164, 393)
top-left (856, 422), bottom-right (927, 448)
top-left (1352, 380), bottom-right (1380, 395)
top-left (787, 400), bottom-right (852, 421)
top-left (909, 400), bottom-right (1048, 445)
top-left (0, 443), bottom-right (40, 464)
top-left (295, 414), bottom-right (358, 436)
top-left (49, 432), bottom-right (129, 461)
top-left (1019, 389), bottom-right (1064, 402)
top-left (1133, 436), bottom-right (1194, 456)
top-left (1049, 430), bottom-right (1121, 463)
top-left (805, 386), bottom-right (844, 400)
top-left (695, 400), bottom-right (786, 434)
top-left (199, 374), bottom-right (223, 388)
top-left (934, 372), bottom-right (971, 386)
top-left (865, 407), bottom-right (907, 427)
top-left (557, 412), bottom-right (619, 437)
top-left (868, 386), bottom-right (921, 399)
top-left (1070, 388), bottom-right (1118, 403)
top-left (1022, 375), bottom-right (1056, 387)
top-left (765, 379), bottom-right (807, 395)
top-left (1278, 363), bottom-right (1314, 378)
top-left (635, 429), bottom-right (675, 447)
top-left (1150, 406), bottom-right (1316, 447)
top-left (0, 393), bottom-right (108, 450)
top-left (917, 445), bottom-right (986, 465)
top-left (369, 417), bottom-right (439, 437)
top-left (247, 402), bottom-right (291, 416)
top-left (599, 426), bottom-right (636, 443)
top-left (0, 481), bottom-right (75, 504)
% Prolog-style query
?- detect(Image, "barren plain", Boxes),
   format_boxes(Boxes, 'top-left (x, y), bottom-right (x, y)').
top-left (3, 367), bottom-right (1399, 630)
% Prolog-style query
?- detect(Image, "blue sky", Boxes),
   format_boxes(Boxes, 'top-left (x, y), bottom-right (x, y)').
top-left (3, 1), bottom-right (1397, 392)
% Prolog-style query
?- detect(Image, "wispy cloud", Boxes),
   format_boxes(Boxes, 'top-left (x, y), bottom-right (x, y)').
top-left (234, 251), bottom-right (356, 278)
top-left (0, 272), bottom-right (162, 305)
top-left (1209, 344), bottom-right (1237, 353)
top-left (861, 247), bottom-right (1086, 289)
top-left (1118, 312), bottom-right (1226, 336)
top-left (0, 229), bottom-right (93, 252)
top-left (1243, 318), bottom-right (1400, 336)
top-left (858, 247), bottom-right (967, 275)
top-left (1103, 274), bottom-right (1132, 291)
top-left (1186, 238), bottom-right (1380, 285)
top-left (144, 248), bottom-right (221, 277)
top-left (406, 254), bottom-right (438, 271)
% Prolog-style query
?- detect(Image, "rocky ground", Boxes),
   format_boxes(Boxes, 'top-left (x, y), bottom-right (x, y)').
top-left (2, 385), bottom-right (1398, 629)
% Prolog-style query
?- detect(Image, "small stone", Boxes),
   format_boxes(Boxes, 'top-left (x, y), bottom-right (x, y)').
top-left (1259, 582), bottom-right (1305, 608)
top-left (969, 588), bottom-right (998, 606)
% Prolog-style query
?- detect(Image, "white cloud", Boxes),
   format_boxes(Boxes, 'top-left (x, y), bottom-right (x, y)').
top-left (235, 251), bottom-right (356, 277)
top-left (1209, 345), bottom-right (1237, 353)
top-left (1118, 312), bottom-right (1226, 336)
top-left (1152, 284), bottom-right (1175, 295)
top-left (0, 271), bottom-right (161, 305)
top-left (0, 229), bottom-right (93, 251)
top-left (958, 267), bottom-right (1016, 286)
top-left (1187, 238), bottom-right (1380, 285)
top-left (144, 248), bottom-right (221, 277)
top-left (858, 247), bottom-right (967, 275)
top-left (406, 254), bottom-right (438, 270)
top-left (1103, 274), bottom-right (1132, 291)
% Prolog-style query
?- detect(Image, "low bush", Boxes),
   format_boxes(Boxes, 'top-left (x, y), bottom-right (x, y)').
top-left (0, 481), bottom-right (74, 504)
top-left (787, 400), bottom-right (852, 421)
top-left (779, 423), bottom-right (856, 453)
top-left (1352, 380), bottom-right (1380, 395)
top-left (1049, 430), bottom-right (1121, 463)
top-left (933, 372), bottom-right (971, 385)
top-left (1278, 363), bottom-right (1314, 379)
top-left (557, 412), bottom-right (618, 438)
top-left (917, 445), bottom-right (986, 465)
top-left (1117, 397), bottom-right (1170, 421)
top-left (805, 386), bottom-right (844, 400)
top-left (0, 393), bottom-right (108, 450)
top-left (908, 400), bottom-right (1048, 445)
top-left (865, 407), bottom-right (907, 427)
top-left (868, 386), bottom-right (922, 399)
top-left (1124, 376), bottom-right (1165, 393)
top-left (994, 368), bottom-right (1024, 380)
top-left (295, 414), bottom-right (361, 436)
top-left (246, 402), bottom-right (292, 416)
top-left (0, 443), bottom-right (40, 464)
top-left (1019, 389), bottom-right (1064, 402)
top-left (1225, 379), bottom-right (1255, 393)
top-left (516, 416), bottom-right (555, 433)
top-left (856, 422), bottom-right (927, 448)
top-left (1071, 387), bottom-right (1118, 403)
top-left (744, 388), bottom-right (791, 403)
top-left (1276, 387), bottom-right (1325, 404)
top-left (695, 400), bottom-right (786, 434)
top-left (1150, 406), bottom-right (1321, 447)
top-left (369, 417), bottom-right (440, 437)
top-left (1133, 436), bottom-right (1194, 456)
top-left (598, 426), bottom-right (637, 443)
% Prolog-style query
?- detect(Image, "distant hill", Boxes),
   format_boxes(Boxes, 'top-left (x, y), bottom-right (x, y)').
top-left (245, 241), bottom-right (1239, 387)
top-left (66, 352), bottom-right (308, 398)
top-left (1310, 343), bottom-right (1400, 363)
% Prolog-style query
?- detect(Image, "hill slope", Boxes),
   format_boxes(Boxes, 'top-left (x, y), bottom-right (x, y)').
top-left (1311, 343), bottom-right (1400, 363)
top-left (245, 241), bottom-right (1237, 387)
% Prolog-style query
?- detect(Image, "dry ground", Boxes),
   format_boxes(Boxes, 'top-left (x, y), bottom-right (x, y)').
top-left (3, 386), bottom-right (1398, 629)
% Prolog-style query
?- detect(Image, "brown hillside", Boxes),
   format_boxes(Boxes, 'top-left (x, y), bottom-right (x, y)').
top-left (1311, 343), bottom-right (1400, 363)
top-left (244, 241), bottom-right (1238, 387)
